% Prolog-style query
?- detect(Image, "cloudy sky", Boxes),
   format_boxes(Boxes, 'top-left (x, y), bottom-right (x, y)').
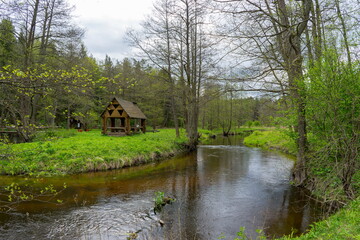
top-left (68, 0), bottom-right (155, 61)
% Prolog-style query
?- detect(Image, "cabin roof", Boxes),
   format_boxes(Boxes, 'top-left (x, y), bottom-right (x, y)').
top-left (101, 97), bottom-right (147, 119)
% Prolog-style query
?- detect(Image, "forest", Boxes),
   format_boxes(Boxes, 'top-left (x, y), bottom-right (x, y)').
top-left (0, 0), bottom-right (359, 230)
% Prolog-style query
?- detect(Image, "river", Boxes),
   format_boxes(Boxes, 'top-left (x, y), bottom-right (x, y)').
top-left (0, 136), bottom-right (320, 239)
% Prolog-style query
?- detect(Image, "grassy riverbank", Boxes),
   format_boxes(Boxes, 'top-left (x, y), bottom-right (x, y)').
top-left (278, 197), bottom-right (360, 240)
top-left (243, 129), bottom-right (297, 155)
top-left (0, 129), bottom-right (187, 176)
top-left (243, 129), bottom-right (360, 240)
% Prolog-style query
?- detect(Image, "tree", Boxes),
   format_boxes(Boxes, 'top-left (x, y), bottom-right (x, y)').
top-left (2, 0), bottom-right (83, 67)
top-left (215, 0), bottom-right (312, 185)
top-left (215, 0), bottom-right (359, 192)
top-left (128, 0), bottom-right (181, 137)
top-left (0, 65), bottom-right (94, 141)
top-left (0, 19), bottom-right (17, 67)
top-left (129, 0), bottom-right (216, 148)
top-left (306, 51), bottom-right (360, 200)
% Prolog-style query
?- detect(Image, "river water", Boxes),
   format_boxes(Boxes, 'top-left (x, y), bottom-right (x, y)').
top-left (0, 136), bottom-right (320, 239)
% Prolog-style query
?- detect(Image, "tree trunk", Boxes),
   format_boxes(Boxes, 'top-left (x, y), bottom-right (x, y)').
top-left (25, 0), bottom-right (40, 67)
top-left (67, 105), bottom-right (71, 129)
top-left (275, 0), bottom-right (311, 186)
top-left (335, 0), bottom-right (352, 66)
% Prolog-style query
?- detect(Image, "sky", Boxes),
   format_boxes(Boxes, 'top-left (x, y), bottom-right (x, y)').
top-left (67, 0), bottom-right (155, 61)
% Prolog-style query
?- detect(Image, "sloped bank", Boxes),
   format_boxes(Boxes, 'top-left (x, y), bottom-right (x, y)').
top-left (243, 129), bottom-right (297, 155)
top-left (278, 197), bottom-right (360, 240)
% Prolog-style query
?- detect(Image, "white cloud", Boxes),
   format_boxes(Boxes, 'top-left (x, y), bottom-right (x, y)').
top-left (68, 0), bottom-right (155, 60)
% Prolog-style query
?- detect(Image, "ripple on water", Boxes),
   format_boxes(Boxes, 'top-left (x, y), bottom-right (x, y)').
top-left (0, 193), bottom-right (161, 240)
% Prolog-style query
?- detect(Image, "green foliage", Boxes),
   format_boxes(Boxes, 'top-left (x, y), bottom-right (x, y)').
top-left (1, 181), bottom-right (67, 212)
top-left (154, 191), bottom-right (165, 212)
top-left (244, 121), bottom-right (253, 128)
top-left (0, 129), bottom-right (187, 175)
top-left (243, 130), bottom-right (297, 155)
top-left (0, 64), bottom-right (95, 141)
top-left (306, 52), bottom-right (360, 142)
top-left (278, 197), bottom-right (360, 240)
top-left (32, 129), bottom-right (76, 141)
top-left (153, 191), bottom-right (175, 213)
top-left (305, 51), bottom-right (360, 200)
top-left (218, 227), bottom-right (266, 240)
top-left (0, 19), bottom-right (17, 67)
top-left (244, 121), bottom-right (261, 128)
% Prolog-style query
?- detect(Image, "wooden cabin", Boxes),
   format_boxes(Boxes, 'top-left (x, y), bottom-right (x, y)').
top-left (101, 97), bottom-right (147, 136)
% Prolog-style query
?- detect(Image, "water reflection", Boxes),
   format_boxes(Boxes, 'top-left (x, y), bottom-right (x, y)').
top-left (0, 136), bottom-right (320, 240)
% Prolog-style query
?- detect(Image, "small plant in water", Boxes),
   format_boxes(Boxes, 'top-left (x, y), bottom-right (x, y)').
top-left (153, 191), bottom-right (175, 213)
top-left (218, 227), bottom-right (266, 240)
top-left (126, 231), bottom-right (138, 240)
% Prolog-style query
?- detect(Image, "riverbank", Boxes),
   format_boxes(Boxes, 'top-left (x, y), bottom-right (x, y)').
top-left (243, 129), bottom-right (297, 156)
top-left (0, 127), bottom-right (254, 176)
top-left (0, 129), bottom-right (187, 176)
top-left (243, 129), bottom-right (360, 240)
top-left (278, 197), bottom-right (360, 240)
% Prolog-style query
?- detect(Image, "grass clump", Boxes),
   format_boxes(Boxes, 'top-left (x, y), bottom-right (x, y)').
top-left (153, 191), bottom-right (175, 213)
top-left (32, 129), bottom-right (76, 141)
top-left (0, 129), bottom-right (187, 176)
top-left (243, 130), bottom-right (297, 155)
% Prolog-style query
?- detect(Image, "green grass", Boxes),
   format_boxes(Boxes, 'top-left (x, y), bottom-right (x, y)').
top-left (243, 129), bottom-right (297, 155)
top-left (0, 129), bottom-right (187, 175)
top-left (198, 127), bottom-right (268, 141)
top-left (277, 197), bottom-right (360, 240)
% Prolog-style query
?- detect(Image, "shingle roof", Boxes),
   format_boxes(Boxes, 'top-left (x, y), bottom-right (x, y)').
top-left (113, 97), bottom-right (147, 119)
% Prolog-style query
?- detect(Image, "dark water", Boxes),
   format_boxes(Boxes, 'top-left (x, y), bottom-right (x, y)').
top-left (0, 136), bottom-right (320, 239)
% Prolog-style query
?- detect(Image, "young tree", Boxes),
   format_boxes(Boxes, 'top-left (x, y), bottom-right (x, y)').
top-left (0, 19), bottom-right (17, 67)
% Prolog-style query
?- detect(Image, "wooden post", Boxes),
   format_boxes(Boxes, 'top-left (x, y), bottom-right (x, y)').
top-left (110, 118), bottom-right (115, 132)
top-left (102, 116), bottom-right (107, 134)
top-left (141, 119), bottom-right (146, 133)
top-left (102, 117), bottom-right (104, 134)
top-left (125, 117), bottom-right (130, 135)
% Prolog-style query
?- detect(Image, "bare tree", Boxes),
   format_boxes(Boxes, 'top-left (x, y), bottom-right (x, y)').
top-left (214, 0), bottom-right (312, 185)
top-left (128, 0), bottom-right (216, 148)
top-left (128, 0), bottom-right (181, 137)
top-left (2, 0), bottom-right (83, 67)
